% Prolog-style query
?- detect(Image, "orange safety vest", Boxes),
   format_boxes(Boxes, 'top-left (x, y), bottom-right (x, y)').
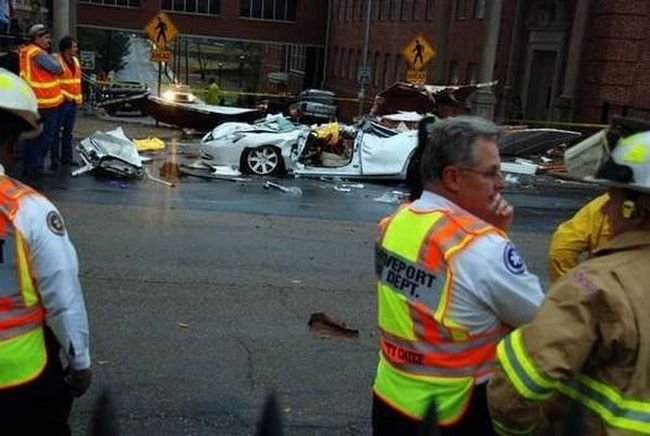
top-left (57, 54), bottom-right (82, 105)
top-left (19, 44), bottom-right (63, 109)
top-left (0, 176), bottom-right (48, 389)
top-left (373, 204), bottom-right (509, 424)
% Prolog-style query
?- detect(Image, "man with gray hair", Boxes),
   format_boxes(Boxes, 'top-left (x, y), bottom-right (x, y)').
top-left (372, 116), bottom-right (544, 435)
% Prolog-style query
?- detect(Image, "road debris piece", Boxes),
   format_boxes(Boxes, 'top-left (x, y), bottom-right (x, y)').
top-left (145, 168), bottom-right (175, 187)
top-left (74, 127), bottom-right (144, 179)
top-left (373, 190), bottom-right (409, 204)
top-left (263, 181), bottom-right (303, 196)
top-left (133, 136), bottom-right (166, 151)
top-left (177, 322), bottom-right (190, 329)
top-left (308, 312), bottom-right (359, 339)
top-left (179, 165), bottom-right (248, 182)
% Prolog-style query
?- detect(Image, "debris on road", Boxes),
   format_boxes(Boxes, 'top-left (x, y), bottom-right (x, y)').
top-left (263, 181), bottom-right (303, 196)
top-left (74, 127), bottom-right (144, 179)
top-left (133, 136), bottom-right (166, 151)
top-left (145, 168), bottom-right (175, 188)
top-left (308, 312), bottom-right (359, 339)
top-left (373, 190), bottom-right (409, 204)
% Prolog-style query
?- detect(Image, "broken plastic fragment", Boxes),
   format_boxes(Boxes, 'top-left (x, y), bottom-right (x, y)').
top-left (263, 181), bottom-right (303, 196)
top-left (308, 312), bottom-right (359, 338)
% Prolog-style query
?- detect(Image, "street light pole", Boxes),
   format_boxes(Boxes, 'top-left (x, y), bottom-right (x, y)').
top-left (358, 0), bottom-right (373, 117)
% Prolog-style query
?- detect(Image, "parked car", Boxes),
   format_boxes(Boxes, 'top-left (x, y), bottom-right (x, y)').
top-left (200, 114), bottom-right (309, 175)
top-left (295, 89), bottom-right (338, 124)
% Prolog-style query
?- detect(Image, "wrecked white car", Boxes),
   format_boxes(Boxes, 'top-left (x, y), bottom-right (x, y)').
top-left (290, 123), bottom-right (582, 180)
top-left (74, 127), bottom-right (144, 178)
top-left (200, 114), bottom-right (309, 176)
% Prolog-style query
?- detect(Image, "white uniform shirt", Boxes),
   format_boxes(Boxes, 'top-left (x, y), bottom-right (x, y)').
top-left (410, 191), bottom-right (544, 334)
top-left (11, 192), bottom-right (90, 370)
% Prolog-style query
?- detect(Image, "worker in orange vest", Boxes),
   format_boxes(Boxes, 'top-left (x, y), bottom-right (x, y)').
top-left (0, 69), bottom-right (91, 435)
top-left (54, 35), bottom-right (82, 168)
top-left (19, 24), bottom-right (63, 184)
top-left (372, 116), bottom-right (544, 435)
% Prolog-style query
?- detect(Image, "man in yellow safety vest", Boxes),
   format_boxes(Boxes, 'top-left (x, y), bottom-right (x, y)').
top-left (54, 35), bottom-right (82, 168)
top-left (372, 116), bottom-right (544, 435)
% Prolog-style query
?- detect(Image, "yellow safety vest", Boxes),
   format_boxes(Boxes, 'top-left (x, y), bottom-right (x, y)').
top-left (19, 44), bottom-right (63, 109)
top-left (373, 204), bottom-right (508, 424)
top-left (57, 54), bottom-right (82, 105)
top-left (0, 176), bottom-right (47, 389)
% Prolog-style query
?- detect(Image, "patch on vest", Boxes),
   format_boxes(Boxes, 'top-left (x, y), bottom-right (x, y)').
top-left (47, 211), bottom-right (66, 236)
top-left (503, 242), bottom-right (526, 275)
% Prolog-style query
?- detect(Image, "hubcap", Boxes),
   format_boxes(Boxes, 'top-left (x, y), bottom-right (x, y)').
top-left (247, 147), bottom-right (279, 175)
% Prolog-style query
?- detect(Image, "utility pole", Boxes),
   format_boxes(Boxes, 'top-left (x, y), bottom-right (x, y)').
top-left (358, 0), bottom-right (373, 117)
top-left (52, 0), bottom-right (71, 49)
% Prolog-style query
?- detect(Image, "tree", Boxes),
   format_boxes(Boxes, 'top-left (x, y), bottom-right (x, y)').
top-left (77, 27), bottom-right (130, 74)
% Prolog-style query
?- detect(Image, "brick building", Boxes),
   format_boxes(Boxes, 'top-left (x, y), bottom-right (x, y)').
top-left (75, 0), bottom-right (328, 96)
top-left (326, 0), bottom-right (650, 123)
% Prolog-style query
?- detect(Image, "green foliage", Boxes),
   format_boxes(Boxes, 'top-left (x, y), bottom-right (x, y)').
top-left (77, 27), bottom-right (130, 74)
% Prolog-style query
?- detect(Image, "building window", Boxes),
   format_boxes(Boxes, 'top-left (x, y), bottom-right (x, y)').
top-left (373, 52), bottom-right (381, 86)
top-left (466, 62), bottom-right (479, 84)
top-left (359, 0), bottom-right (367, 20)
top-left (400, 0), bottom-right (408, 20)
top-left (338, 0), bottom-right (345, 20)
top-left (388, 0), bottom-right (396, 20)
top-left (289, 45), bottom-right (306, 73)
top-left (412, 0), bottom-right (420, 20)
top-left (346, 0), bottom-right (353, 20)
top-left (473, 0), bottom-right (485, 19)
top-left (393, 55), bottom-right (402, 82)
top-left (240, 0), bottom-right (296, 21)
top-left (339, 48), bottom-right (347, 77)
top-left (448, 60), bottom-right (459, 84)
top-left (333, 47), bottom-right (339, 76)
top-left (425, 0), bottom-right (434, 20)
top-left (378, 0), bottom-right (386, 20)
top-left (382, 53), bottom-right (391, 87)
top-left (456, 0), bottom-right (466, 19)
top-left (80, 0), bottom-right (141, 6)
top-left (355, 49), bottom-right (362, 82)
top-left (162, 0), bottom-right (218, 14)
top-left (347, 49), bottom-right (354, 79)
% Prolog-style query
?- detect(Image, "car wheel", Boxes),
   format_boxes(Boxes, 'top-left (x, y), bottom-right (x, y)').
top-left (243, 145), bottom-right (284, 176)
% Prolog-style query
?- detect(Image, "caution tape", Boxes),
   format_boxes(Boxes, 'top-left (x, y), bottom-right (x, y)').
top-left (503, 119), bottom-right (608, 130)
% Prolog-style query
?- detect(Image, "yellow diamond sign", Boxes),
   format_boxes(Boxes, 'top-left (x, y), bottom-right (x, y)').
top-left (402, 35), bottom-right (435, 70)
top-left (144, 12), bottom-right (179, 49)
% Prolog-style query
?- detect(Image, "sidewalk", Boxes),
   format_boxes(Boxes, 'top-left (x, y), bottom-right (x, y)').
top-left (74, 110), bottom-right (183, 141)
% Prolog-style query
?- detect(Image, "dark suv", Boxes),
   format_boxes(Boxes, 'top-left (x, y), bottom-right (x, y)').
top-left (296, 89), bottom-right (338, 123)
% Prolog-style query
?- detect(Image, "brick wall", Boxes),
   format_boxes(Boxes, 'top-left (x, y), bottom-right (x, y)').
top-left (575, 0), bottom-right (650, 122)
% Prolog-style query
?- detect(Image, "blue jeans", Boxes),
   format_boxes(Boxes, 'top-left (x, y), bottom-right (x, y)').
top-left (53, 101), bottom-right (77, 165)
top-left (23, 106), bottom-right (61, 177)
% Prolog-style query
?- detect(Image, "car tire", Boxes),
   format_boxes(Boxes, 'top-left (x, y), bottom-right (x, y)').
top-left (242, 145), bottom-right (284, 176)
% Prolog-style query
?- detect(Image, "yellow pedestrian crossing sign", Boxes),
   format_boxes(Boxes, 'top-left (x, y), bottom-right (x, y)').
top-left (144, 11), bottom-right (179, 49)
top-left (402, 35), bottom-right (435, 70)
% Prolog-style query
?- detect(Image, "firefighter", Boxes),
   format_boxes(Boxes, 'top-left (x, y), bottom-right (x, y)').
top-left (372, 116), bottom-right (544, 435)
top-left (0, 69), bottom-right (92, 435)
top-left (548, 192), bottom-right (611, 282)
top-left (488, 126), bottom-right (650, 435)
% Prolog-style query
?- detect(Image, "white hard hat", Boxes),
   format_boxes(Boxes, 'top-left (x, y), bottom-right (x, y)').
top-left (0, 68), bottom-right (42, 138)
top-left (589, 131), bottom-right (650, 194)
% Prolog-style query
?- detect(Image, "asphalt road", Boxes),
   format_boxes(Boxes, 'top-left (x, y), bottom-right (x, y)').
top-left (36, 168), bottom-right (601, 435)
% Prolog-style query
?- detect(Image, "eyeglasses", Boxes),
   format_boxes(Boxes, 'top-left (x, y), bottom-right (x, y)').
top-left (456, 166), bottom-right (504, 180)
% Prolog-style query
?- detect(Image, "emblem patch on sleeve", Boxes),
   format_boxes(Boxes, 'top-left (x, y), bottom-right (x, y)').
top-left (503, 242), bottom-right (526, 275)
top-left (47, 211), bottom-right (66, 236)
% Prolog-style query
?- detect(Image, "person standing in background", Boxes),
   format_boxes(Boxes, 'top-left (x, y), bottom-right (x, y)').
top-left (53, 35), bottom-right (81, 168)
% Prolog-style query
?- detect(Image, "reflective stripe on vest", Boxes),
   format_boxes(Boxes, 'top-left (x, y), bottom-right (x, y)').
top-left (373, 206), bottom-right (506, 423)
top-left (19, 45), bottom-right (63, 109)
top-left (0, 176), bottom-right (47, 389)
top-left (58, 55), bottom-right (82, 104)
top-left (498, 329), bottom-right (650, 434)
